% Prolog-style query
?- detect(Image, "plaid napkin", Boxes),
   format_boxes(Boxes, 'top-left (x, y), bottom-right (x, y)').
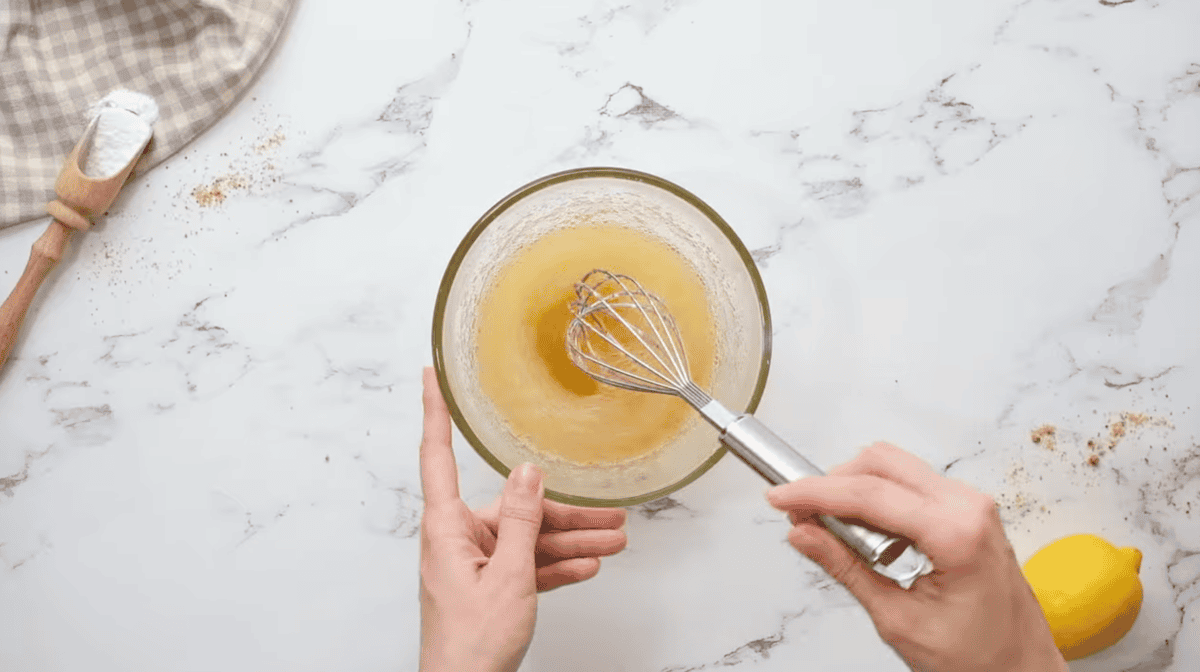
top-left (0, 0), bottom-right (295, 228)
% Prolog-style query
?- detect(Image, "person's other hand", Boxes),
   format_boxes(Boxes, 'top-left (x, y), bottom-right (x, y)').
top-left (767, 442), bottom-right (1067, 672)
top-left (418, 367), bottom-right (627, 672)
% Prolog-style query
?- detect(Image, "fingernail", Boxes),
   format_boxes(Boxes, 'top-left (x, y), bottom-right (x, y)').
top-left (513, 463), bottom-right (542, 494)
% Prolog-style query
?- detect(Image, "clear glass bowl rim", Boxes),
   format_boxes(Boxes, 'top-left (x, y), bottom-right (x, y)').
top-left (430, 166), bottom-right (774, 507)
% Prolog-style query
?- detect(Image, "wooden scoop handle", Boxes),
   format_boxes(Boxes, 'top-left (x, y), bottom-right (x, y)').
top-left (0, 221), bottom-right (75, 368)
top-left (0, 120), bottom-right (143, 373)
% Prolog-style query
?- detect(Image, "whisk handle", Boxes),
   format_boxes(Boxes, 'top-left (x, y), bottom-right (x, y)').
top-left (720, 415), bottom-right (824, 483)
top-left (719, 414), bottom-right (933, 588)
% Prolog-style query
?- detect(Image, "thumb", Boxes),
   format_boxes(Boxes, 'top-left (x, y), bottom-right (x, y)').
top-left (788, 519), bottom-right (894, 611)
top-left (489, 463), bottom-right (545, 581)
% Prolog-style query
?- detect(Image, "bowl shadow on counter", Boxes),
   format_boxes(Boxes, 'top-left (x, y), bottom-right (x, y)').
top-left (522, 510), bottom-right (710, 670)
top-left (521, 476), bottom-right (804, 671)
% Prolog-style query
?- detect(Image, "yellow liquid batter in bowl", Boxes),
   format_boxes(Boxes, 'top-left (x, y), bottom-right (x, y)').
top-left (434, 168), bottom-right (771, 506)
top-left (476, 224), bottom-right (716, 464)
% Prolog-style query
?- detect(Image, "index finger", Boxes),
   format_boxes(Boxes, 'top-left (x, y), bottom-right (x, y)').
top-left (829, 442), bottom-right (944, 496)
top-left (420, 367), bottom-right (461, 508)
top-left (767, 474), bottom-right (936, 549)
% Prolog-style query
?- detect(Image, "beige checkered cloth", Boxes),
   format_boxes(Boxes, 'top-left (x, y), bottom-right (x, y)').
top-left (0, 0), bottom-right (295, 228)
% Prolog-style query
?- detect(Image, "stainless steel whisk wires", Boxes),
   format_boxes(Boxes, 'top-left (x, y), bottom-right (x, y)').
top-left (566, 269), bottom-right (934, 589)
top-left (567, 271), bottom-right (712, 410)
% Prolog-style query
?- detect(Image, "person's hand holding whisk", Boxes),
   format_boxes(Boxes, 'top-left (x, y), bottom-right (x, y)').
top-left (417, 367), bottom-right (628, 672)
top-left (768, 442), bottom-right (1069, 672)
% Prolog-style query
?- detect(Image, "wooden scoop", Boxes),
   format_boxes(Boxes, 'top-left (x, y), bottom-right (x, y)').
top-left (0, 116), bottom-right (149, 373)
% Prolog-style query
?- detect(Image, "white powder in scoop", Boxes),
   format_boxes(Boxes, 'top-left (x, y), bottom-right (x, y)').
top-left (82, 90), bottom-right (158, 179)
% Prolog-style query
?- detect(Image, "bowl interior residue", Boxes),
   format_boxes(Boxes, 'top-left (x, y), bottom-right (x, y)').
top-left (434, 169), bottom-right (770, 506)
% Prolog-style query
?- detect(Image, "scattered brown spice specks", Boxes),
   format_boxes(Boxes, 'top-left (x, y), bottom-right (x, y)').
top-left (1109, 419), bottom-right (1127, 442)
top-left (994, 460), bottom-right (1048, 525)
top-left (254, 130), bottom-right (286, 154)
top-left (1087, 454), bottom-right (1100, 467)
top-left (1125, 412), bottom-right (1149, 427)
top-left (1030, 424), bottom-right (1057, 450)
top-left (1100, 411), bottom-right (1172, 450)
top-left (181, 117), bottom-right (291, 213)
top-left (191, 174), bottom-right (250, 207)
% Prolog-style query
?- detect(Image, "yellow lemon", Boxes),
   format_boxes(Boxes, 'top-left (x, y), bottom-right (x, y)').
top-left (1021, 534), bottom-right (1143, 660)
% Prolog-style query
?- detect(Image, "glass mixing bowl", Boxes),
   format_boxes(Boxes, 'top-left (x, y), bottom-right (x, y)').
top-left (432, 167), bottom-right (772, 506)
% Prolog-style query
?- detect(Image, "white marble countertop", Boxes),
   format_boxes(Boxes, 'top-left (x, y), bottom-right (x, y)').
top-left (2, 0), bottom-right (1198, 670)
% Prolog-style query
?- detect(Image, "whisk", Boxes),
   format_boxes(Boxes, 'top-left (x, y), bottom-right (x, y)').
top-left (567, 269), bottom-right (934, 588)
